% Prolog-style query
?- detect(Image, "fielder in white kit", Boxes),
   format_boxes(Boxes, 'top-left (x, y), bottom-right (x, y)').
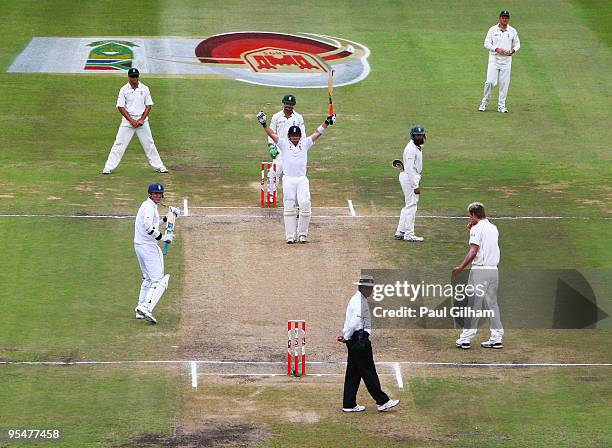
top-left (103, 68), bottom-right (168, 174)
top-left (256, 110), bottom-right (336, 243)
top-left (478, 10), bottom-right (521, 113)
top-left (395, 125), bottom-right (426, 242)
top-left (267, 94), bottom-right (306, 189)
top-left (452, 202), bottom-right (504, 349)
top-left (134, 182), bottom-right (179, 324)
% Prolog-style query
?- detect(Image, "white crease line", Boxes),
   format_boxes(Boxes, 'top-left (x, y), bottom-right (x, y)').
top-left (190, 361), bottom-right (198, 388)
top-left (183, 198), bottom-right (189, 217)
top-left (393, 362), bottom-right (404, 389)
top-left (1, 214), bottom-right (608, 220)
top-left (347, 199), bottom-right (356, 217)
top-left (1, 360), bottom-right (610, 367)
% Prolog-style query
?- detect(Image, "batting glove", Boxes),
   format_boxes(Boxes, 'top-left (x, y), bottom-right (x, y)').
top-left (257, 111), bottom-right (267, 126)
top-left (269, 145), bottom-right (279, 159)
top-left (162, 233), bottom-right (175, 243)
top-left (169, 206), bottom-right (180, 217)
top-left (325, 113), bottom-right (337, 125)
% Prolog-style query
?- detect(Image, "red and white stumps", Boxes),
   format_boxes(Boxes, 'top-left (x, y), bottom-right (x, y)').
top-left (287, 320), bottom-right (306, 376)
top-left (260, 162), bottom-right (277, 208)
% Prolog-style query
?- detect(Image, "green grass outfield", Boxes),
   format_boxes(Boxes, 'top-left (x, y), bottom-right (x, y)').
top-left (0, 1), bottom-right (610, 447)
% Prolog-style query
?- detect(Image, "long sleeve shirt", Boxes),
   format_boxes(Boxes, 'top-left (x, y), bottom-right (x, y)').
top-left (484, 24), bottom-right (520, 66)
top-left (402, 139), bottom-right (423, 189)
top-left (342, 291), bottom-right (372, 340)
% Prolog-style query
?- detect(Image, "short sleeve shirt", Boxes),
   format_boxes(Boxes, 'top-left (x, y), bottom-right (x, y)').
top-left (116, 82), bottom-right (153, 116)
top-left (469, 219), bottom-right (500, 267)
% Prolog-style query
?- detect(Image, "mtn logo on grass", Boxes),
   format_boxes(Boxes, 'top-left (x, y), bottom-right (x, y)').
top-left (8, 33), bottom-right (370, 88)
top-left (193, 32), bottom-right (370, 87)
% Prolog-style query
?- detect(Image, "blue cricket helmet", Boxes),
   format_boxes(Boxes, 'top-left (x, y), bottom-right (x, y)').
top-left (148, 182), bottom-right (164, 194)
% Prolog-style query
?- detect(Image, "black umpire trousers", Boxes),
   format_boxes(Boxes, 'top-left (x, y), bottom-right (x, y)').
top-left (342, 331), bottom-right (390, 408)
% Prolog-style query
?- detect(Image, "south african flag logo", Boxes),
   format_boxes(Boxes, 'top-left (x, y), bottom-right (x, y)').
top-left (84, 40), bottom-right (138, 71)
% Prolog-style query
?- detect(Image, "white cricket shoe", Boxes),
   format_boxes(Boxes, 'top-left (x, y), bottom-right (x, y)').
top-left (286, 237), bottom-right (295, 244)
top-left (498, 106), bottom-right (508, 113)
top-left (481, 340), bottom-right (504, 349)
top-left (455, 339), bottom-right (471, 350)
top-left (394, 232), bottom-right (405, 240)
top-left (377, 399), bottom-right (400, 412)
top-left (155, 167), bottom-right (169, 173)
top-left (136, 305), bottom-right (157, 324)
top-left (478, 103), bottom-right (487, 112)
top-left (298, 235), bottom-right (307, 243)
top-left (342, 404), bottom-right (366, 412)
top-left (403, 234), bottom-right (424, 242)
top-left (135, 308), bottom-right (145, 319)
top-left (102, 169), bottom-right (112, 175)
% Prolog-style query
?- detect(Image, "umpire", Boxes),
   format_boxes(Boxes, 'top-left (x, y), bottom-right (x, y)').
top-left (337, 275), bottom-right (400, 413)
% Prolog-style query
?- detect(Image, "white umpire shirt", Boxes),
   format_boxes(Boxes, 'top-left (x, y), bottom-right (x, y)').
top-left (277, 137), bottom-right (315, 177)
top-left (134, 198), bottom-right (164, 245)
top-left (484, 24), bottom-right (520, 67)
top-left (402, 140), bottom-right (423, 188)
top-left (469, 219), bottom-right (500, 268)
top-left (268, 110), bottom-right (306, 146)
top-left (342, 291), bottom-right (372, 340)
top-left (117, 82), bottom-right (154, 119)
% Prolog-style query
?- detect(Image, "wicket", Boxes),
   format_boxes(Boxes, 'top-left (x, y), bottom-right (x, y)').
top-left (260, 162), bottom-right (277, 208)
top-left (287, 320), bottom-right (306, 376)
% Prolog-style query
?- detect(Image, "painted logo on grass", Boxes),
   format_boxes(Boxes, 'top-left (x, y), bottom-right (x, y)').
top-left (84, 40), bottom-right (137, 71)
top-left (193, 32), bottom-right (370, 87)
top-left (8, 33), bottom-right (370, 88)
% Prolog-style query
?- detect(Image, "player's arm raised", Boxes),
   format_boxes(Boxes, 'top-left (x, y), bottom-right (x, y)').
top-left (257, 111), bottom-right (279, 144)
top-left (310, 114), bottom-right (336, 143)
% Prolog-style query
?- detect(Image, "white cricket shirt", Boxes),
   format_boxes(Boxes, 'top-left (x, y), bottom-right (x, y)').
top-left (278, 136), bottom-right (314, 177)
top-left (343, 291), bottom-right (372, 340)
top-left (469, 219), bottom-right (500, 267)
top-left (116, 82), bottom-right (154, 117)
top-left (402, 139), bottom-right (423, 188)
top-left (134, 198), bottom-right (163, 245)
top-left (268, 110), bottom-right (306, 146)
top-left (484, 24), bottom-right (520, 66)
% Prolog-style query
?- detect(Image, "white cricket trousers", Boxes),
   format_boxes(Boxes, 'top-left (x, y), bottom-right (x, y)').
top-left (134, 243), bottom-right (165, 306)
top-left (282, 175), bottom-right (311, 240)
top-left (458, 268), bottom-right (504, 343)
top-left (481, 62), bottom-right (512, 109)
top-left (104, 117), bottom-right (165, 172)
top-left (396, 172), bottom-right (419, 236)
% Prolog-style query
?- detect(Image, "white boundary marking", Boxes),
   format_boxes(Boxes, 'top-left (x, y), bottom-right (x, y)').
top-left (393, 362), bottom-right (404, 389)
top-left (347, 199), bottom-right (356, 217)
top-left (190, 361), bottom-right (198, 388)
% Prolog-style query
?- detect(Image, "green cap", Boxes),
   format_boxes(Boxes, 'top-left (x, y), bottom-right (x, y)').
top-left (282, 94), bottom-right (296, 105)
top-left (499, 10), bottom-right (510, 17)
top-left (128, 68), bottom-right (140, 77)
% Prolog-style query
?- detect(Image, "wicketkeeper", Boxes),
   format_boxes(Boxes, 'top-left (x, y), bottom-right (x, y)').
top-left (134, 182), bottom-right (180, 324)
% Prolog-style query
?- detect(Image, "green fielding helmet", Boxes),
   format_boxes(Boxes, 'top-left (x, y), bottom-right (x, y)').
top-left (282, 94), bottom-right (296, 105)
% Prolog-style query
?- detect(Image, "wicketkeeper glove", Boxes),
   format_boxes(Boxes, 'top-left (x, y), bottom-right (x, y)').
top-left (169, 206), bottom-right (180, 217)
top-left (162, 233), bottom-right (175, 243)
top-left (325, 113), bottom-right (337, 125)
top-left (268, 143), bottom-right (279, 159)
top-left (256, 111), bottom-right (267, 127)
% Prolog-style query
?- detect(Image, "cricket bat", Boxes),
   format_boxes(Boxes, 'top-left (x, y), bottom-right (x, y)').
top-left (163, 212), bottom-right (176, 255)
top-left (327, 69), bottom-right (334, 115)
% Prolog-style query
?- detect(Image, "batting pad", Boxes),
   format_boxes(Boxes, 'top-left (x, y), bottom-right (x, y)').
top-left (144, 274), bottom-right (170, 311)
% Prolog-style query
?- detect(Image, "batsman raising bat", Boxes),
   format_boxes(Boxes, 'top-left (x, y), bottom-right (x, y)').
top-left (257, 110), bottom-right (336, 243)
top-left (133, 182), bottom-right (180, 324)
top-left (266, 94), bottom-right (306, 198)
